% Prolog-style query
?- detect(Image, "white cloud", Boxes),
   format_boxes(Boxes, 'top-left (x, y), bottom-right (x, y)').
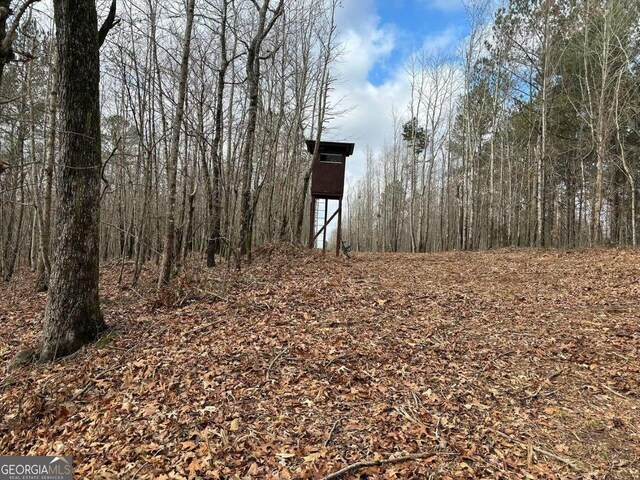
top-left (309, 0), bottom-right (470, 236)
top-left (326, 0), bottom-right (412, 185)
top-left (421, 26), bottom-right (462, 54)
top-left (422, 0), bottom-right (465, 12)
top-left (325, 1), bottom-right (465, 189)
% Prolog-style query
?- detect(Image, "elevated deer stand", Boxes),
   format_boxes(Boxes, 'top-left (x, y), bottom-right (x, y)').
top-left (306, 140), bottom-right (355, 256)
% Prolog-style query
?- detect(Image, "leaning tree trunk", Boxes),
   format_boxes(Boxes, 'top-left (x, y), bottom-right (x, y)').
top-left (40, 0), bottom-right (106, 361)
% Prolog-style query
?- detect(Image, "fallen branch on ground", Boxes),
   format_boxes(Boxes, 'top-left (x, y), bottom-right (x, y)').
top-left (320, 452), bottom-right (437, 480)
top-left (521, 369), bottom-right (565, 400)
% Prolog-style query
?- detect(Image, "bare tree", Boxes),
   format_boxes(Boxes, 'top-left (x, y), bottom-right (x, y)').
top-left (237, 0), bottom-right (283, 266)
top-left (40, 0), bottom-right (108, 361)
top-left (158, 0), bottom-right (196, 287)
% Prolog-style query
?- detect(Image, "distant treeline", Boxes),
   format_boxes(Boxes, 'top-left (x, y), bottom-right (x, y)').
top-left (345, 0), bottom-right (640, 252)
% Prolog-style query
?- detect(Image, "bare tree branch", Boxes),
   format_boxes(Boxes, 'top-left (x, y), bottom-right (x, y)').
top-left (98, 0), bottom-right (120, 48)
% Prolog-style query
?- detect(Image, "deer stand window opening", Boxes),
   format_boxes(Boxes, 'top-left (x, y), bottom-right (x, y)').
top-left (306, 140), bottom-right (355, 256)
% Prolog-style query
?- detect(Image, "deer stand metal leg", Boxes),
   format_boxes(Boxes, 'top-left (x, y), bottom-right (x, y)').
top-left (336, 198), bottom-right (342, 257)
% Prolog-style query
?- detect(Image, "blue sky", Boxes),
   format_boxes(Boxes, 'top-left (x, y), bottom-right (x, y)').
top-left (368, 0), bottom-right (468, 85)
top-left (330, 0), bottom-right (469, 184)
top-left (319, 0), bottom-right (471, 235)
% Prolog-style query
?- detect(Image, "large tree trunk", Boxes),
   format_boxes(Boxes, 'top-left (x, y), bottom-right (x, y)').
top-left (41, 0), bottom-right (106, 361)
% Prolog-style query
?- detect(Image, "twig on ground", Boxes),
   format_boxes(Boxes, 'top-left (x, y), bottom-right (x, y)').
top-left (490, 428), bottom-right (582, 470)
top-left (320, 452), bottom-right (438, 480)
top-left (521, 369), bottom-right (565, 400)
top-left (204, 432), bottom-right (214, 468)
top-left (610, 351), bottom-right (630, 362)
top-left (187, 320), bottom-right (221, 338)
top-left (324, 417), bottom-right (344, 447)
top-left (601, 384), bottom-right (628, 400)
top-left (131, 446), bottom-right (164, 479)
top-left (70, 365), bottom-right (122, 401)
top-left (484, 350), bottom-right (515, 371)
top-left (265, 348), bottom-right (289, 381)
top-left (106, 345), bottom-right (129, 352)
top-left (521, 384), bottom-right (543, 400)
top-left (127, 286), bottom-right (144, 299)
top-left (125, 324), bottom-right (171, 353)
top-left (195, 286), bottom-right (226, 301)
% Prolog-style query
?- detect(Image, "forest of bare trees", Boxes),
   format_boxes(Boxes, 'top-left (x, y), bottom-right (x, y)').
top-left (2, 1), bottom-right (640, 476)
top-left (0, 0), bottom-right (343, 359)
top-left (345, 0), bottom-right (640, 252)
top-left (0, 0), bottom-right (639, 355)
top-left (0, 0), bottom-right (341, 285)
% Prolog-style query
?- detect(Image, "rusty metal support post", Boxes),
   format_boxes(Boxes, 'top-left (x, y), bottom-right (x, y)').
top-left (336, 198), bottom-right (342, 256)
top-left (322, 198), bottom-right (328, 252)
top-left (308, 195), bottom-right (316, 248)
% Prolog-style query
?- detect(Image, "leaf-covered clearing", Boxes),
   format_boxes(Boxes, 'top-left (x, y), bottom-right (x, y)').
top-left (1, 247), bottom-right (639, 479)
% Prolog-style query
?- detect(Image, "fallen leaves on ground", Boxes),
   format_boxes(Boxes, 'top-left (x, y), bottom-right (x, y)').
top-left (1, 245), bottom-right (639, 479)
